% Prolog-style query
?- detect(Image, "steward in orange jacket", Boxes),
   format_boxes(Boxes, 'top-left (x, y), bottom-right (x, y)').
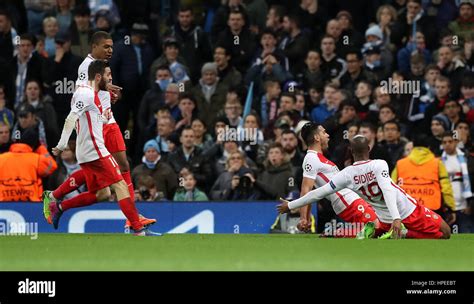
top-left (0, 128), bottom-right (57, 202)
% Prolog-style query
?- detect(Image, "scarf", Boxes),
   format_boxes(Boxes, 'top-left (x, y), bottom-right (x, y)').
top-left (199, 79), bottom-right (217, 103)
top-left (142, 155), bottom-right (161, 169)
top-left (441, 148), bottom-right (472, 199)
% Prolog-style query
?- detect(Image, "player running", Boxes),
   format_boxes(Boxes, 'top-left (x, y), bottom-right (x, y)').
top-left (278, 135), bottom-right (451, 239)
top-left (45, 60), bottom-right (159, 236)
top-left (42, 31), bottom-right (155, 229)
top-left (298, 122), bottom-right (378, 238)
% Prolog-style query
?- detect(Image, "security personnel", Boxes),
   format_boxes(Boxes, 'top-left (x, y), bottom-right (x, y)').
top-left (0, 127), bottom-right (57, 201)
top-left (392, 134), bottom-right (456, 223)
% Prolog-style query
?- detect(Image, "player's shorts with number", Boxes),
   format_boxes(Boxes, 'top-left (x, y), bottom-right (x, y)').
top-left (80, 155), bottom-right (123, 193)
top-left (378, 204), bottom-right (443, 238)
top-left (337, 198), bottom-right (377, 223)
top-left (103, 123), bottom-right (126, 153)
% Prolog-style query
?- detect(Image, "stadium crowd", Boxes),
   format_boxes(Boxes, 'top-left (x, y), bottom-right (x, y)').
top-left (0, 0), bottom-right (473, 232)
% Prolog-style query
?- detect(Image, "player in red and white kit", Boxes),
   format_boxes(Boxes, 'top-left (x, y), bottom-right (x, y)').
top-left (298, 123), bottom-right (378, 237)
top-left (42, 31), bottom-right (155, 228)
top-left (278, 135), bottom-right (452, 239)
top-left (45, 60), bottom-right (159, 236)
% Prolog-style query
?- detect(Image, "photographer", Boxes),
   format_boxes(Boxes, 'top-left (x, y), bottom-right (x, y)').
top-left (210, 151), bottom-right (259, 200)
top-left (134, 175), bottom-right (160, 202)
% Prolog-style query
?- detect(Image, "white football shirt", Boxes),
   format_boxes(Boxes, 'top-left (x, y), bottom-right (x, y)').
top-left (302, 150), bottom-right (361, 214)
top-left (290, 159), bottom-right (417, 223)
top-left (76, 54), bottom-right (115, 124)
top-left (71, 85), bottom-right (110, 164)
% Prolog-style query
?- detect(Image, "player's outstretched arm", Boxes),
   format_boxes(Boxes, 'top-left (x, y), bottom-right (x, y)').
top-left (53, 112), bottom-right (79, 155)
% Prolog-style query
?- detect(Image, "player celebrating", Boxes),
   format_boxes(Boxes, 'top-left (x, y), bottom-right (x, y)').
top-left (278, 135), bottom-right (452, 239)
top-left (298, 123), bottom-right (378, 238)
top-left (45, 60), bottom-right (159, 236)
top-left (42, 31), bottom-right (155, 229)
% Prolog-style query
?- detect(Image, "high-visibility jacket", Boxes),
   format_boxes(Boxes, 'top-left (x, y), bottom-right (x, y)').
top-left (0, 143), bottom-right (57, 202)
top-left (392, 147), bottom-right (455, 211)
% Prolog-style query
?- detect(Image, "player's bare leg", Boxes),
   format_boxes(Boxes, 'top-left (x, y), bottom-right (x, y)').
top-left (111, 150), bottom-right (156, 228)
top-left (110, 180), bottom-right (161, 236)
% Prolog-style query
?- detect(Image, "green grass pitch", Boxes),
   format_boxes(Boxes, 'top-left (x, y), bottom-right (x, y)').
top-left (1, 234), bottom-right (473, 271)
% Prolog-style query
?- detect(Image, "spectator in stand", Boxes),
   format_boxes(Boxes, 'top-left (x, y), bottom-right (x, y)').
top-left (0, 127), bottom-right (57, 202)
top-left (245, 29), bottom-right (291, 95)
top-left (336, 11), bottom-right (364, 55)
top-left (253, 142), bottom-right (296, 200)
top-left (173, 172), bottom-right (209, 201)
top-left (265, 5), bottom-right (286, 43)
top-left (42, 16), bottom-right (59, 58)
top-left (428, 114), bottom-right (449, 157)
top-left (366, 86), bottom-right (392, 123)
top-left (392, 0), bottom-right (438, 50)
top-left (0, 122), bottom-right (11, 154)
top-left (378, 104), bottom-right (398, 126)
top-left (448, 0), bottom-right (474, 43)
top-left (69, 5), bottom-right (93, 58)
top-left (0, 85), bottom-right (14, 129)
top-left (340, 49), bottom-right (376, 93)
top-left (214, 45), bottom-right (242, 89)
top-left (310, 84), bottom-right (340, 125)
top-left (191, 118), bottom-right (214, 153)
top-left (25, 0), bottom-right (55, 35)
top-left (6, 33), bottom-right (45, 109)
top-left (381, 120), bottom-right (408, 170)
top-left (279, 13), bottom-right (310, 76)
top-left (323, 100), bottom-right (358, 156)
top-left (162, 83), bottom-right (181, 122)
top-left (167, 127), bottom-right (213, 192)
top-left (319, 35), bottom-right (347, 83)
top-left (17, 79), bottom-right (59, 147)
top-left (149, 39), bottom-right (188, 87)
top-left (12, 102), bottom-right (47, 148)
top-left (257, 79), bottom-right (281, 130)
top-left (454, 120), bottom-right (472, 149)
top-left (436, 46), bottom-right (466, 95)
top-left (443, 99), bottom-right (463, 130)
top-left (153, 114), bottom-right (176, 159)
top-left (354, 80), bottom-right (374, 120)
top-left (0, 9), bottom-right (16, 63)
top-left (134, 175), bottom-right (161, 201)
top-left (375, 4), bottom-right (399, 51)
top-left (216, 8), bottom-right (256, 75)
top-left (210, 150), bottom-right (258, 200)
top-left (281, 129), bottom-right (304, 186)
top-left (364, 25), bottom-right (393, 77)
top-left (296, 49), bottom-right (323, 93)
top-left (358, 121), bottom-right (392, 167)
top-left (424, 76), bottom-right (452, 133)
top-left (361, 40), bottom-right (387, 82)
top-left (44, 31), bottom-right (82, 127)
top-left (192, 62), bottom-right (228, 129)
top-left (397, 30), bottom-right (431, 75)
top-left (223, 94), bottom-right (243, 128)
top-left (165, 6), bottom-right (212, 83)
top-left (238, 112), bottom-right (264, 161)
top-left (459, 73), bottom-right (474, 124)
top-left (54, 0), bottom-right (73, 34)
top-left (440, 130), bottom-right (474, 233)
top-left (174, 93), bottom-right (197, 132)
top-left (110, 22), bottom-right (156, 134)
top-left (132, 139), bottom-right (178, 200)
top-left (211, 0), bottom-right (248, 44)
top-left (137, 65), bottom-right (170, 135)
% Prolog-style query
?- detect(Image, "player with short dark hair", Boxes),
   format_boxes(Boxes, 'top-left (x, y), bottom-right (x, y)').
top-left (279, 134), bottom-right (452, 239)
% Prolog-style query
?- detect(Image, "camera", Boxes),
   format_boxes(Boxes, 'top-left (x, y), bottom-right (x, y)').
top-left (139, 187), bottom-right (151, 200)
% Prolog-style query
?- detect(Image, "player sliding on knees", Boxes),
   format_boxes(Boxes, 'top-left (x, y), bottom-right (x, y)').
top-left (45, 60), bottom-right (160, 236)
top-left (278, 135), bottom-right (452, 239)
top-left (297, 123), bottom-right (379, 238)
top-left (42, 31), bottom-right (155, 229)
